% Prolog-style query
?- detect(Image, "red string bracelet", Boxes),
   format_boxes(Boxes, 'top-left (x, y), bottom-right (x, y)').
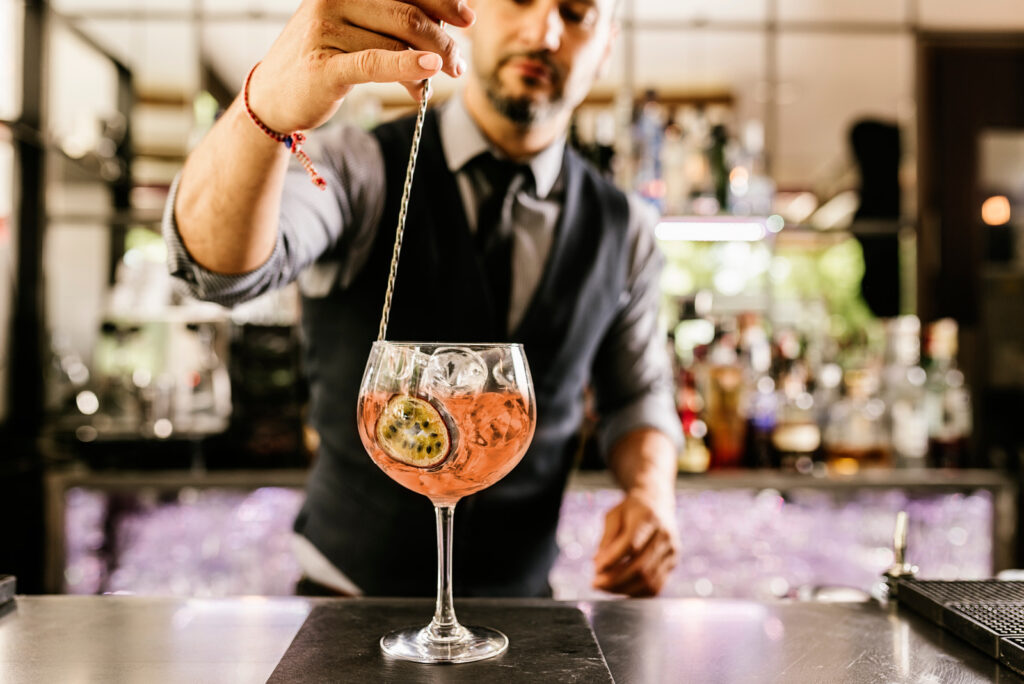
top-left (243, 62), bottom-right (327, 190)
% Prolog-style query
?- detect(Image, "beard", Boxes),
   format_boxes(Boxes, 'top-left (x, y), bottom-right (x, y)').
top-left (481, 51), bottom-right (566, 127)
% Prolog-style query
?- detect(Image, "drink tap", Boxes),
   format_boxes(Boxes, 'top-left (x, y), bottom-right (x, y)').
top-left (883, 511), bottom-right (918, 596)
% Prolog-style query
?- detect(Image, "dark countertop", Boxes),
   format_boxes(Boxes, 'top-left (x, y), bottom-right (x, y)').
top-left (0, 595), bottom-right (1020, 683)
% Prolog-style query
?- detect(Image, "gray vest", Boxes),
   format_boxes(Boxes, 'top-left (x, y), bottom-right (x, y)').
top-left (294, 110), bottom-right (630, 597)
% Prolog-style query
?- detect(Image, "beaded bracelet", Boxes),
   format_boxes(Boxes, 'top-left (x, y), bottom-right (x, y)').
top-left (243, 62), bottom-right (327, 190)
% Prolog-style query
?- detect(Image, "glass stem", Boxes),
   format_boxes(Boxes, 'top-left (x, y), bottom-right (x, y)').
top-left (428, 504), bottom-right (463, 641)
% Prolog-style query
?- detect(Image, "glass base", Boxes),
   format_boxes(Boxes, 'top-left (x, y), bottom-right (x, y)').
top-left (380, 624), bottom-right (508, 664)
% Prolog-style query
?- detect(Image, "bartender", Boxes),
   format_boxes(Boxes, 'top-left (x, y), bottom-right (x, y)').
top-left (163, 0), bottom-right (683, 597)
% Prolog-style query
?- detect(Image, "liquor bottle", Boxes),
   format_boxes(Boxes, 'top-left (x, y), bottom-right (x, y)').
top-left (738, 314), bottom-right (776, 468)
top-left (883, 317), bottom-right (929, 467)
top-left (703, 323), bottom-right (746, 469)
top-left (823, 368), bottom-right (891, 472)
top-left (673, 352), bottom-right (710, 474)
top-left (924, 319), bottom-right (972, 468)
top-left (771, 364), bottom-right (821, 472)
top-left (632, 90), bottom-right (665, 211)
top-left (708, 124), bottom-right (729, 210)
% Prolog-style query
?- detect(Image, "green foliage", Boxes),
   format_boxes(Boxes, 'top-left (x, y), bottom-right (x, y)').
top-left (658, 232), bottom-right (881, 364)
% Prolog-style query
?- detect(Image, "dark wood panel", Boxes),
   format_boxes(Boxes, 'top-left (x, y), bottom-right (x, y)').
top-left (918, 34), bottom-right (1024, 324)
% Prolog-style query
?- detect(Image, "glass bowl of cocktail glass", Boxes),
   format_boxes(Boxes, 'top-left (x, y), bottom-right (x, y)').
top-left (356, 341), bottom-right (536, 663)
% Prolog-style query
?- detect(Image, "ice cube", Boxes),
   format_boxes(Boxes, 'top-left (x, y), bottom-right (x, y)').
top-left (426, 347), bottom-right (488, 395)
top-left (469, 396), bottom-right (528, 447)
top-left (377, 346), bottom-right (431, 388)
top-left (379, 344), bottom-right (416, 381)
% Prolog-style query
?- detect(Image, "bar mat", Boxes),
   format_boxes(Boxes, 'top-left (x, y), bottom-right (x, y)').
top-left (268, 600), bottom-right (613, 683)
top-left (900, 580), bottom-right (1024, 625)
top-left (0, 575), bottom-right (14, 606)
top-left (943, 603), bottom-right (1024, 657)
top-left (1000, 637), bottom-right (1024, 674)
top-left (896, 579), bottom-right (1024, 675)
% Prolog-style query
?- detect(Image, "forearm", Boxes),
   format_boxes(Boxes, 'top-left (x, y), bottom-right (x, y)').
top-left (607, 427), bottom-right (678, 510)
top-left (174, 94), bottom-right (290, 275)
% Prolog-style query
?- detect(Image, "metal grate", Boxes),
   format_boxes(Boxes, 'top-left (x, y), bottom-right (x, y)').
top-left (898, 580), bottom-right (1024, 625)
top-left (952, 603), bottom-right (1024, 634)
top-left (942, 603), bottom-right (1024, 657)
top-left (907, 580), bottom-right (1024, 603)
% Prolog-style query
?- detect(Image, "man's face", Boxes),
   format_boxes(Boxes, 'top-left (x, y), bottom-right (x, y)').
top-left (467, 0), bottom-right (617, 128)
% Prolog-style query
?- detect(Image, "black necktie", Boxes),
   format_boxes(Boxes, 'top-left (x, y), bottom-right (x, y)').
top-left (472, 153), bottom-right (530, 332)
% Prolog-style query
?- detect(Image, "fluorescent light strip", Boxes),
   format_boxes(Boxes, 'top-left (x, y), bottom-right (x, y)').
top-left (655, 219), bottom-right (767, 242)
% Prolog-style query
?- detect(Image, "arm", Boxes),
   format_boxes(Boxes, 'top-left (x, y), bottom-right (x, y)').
top-left (173, 0), bottom-right (473, 275)
top-left (164, 125), bottom-right (387, 306)
top-left (590, 196), bottom-right (683, 597)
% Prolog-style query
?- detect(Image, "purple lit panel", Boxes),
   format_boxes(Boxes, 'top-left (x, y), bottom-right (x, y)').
top-left (66, 484), bottom-right (993, 598)
top-left (64, 487), bottom-right (304, 596)
top-left (552, 488), bottom-right (992, 600)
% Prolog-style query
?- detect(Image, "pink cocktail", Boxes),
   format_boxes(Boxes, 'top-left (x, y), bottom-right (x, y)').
top-left (356, 342), bottom-right (536, 663)
top-left (359, 390), bottom-right (533, 506)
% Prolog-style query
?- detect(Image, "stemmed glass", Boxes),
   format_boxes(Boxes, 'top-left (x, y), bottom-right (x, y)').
top-left (356, 341), bottom-right (536, 663)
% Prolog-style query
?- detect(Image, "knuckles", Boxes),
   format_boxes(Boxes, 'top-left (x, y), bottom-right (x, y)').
top-left (353, 49), bottom-right (381, 78)
top-left (393, 3), bottom-right (428, 35)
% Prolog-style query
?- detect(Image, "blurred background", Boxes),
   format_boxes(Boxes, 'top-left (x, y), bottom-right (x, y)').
top-left (2, 0), bottom-right (1024, 601)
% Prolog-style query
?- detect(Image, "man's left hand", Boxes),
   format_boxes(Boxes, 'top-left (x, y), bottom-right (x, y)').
top-left (592, 492), bottom-right (680, 597)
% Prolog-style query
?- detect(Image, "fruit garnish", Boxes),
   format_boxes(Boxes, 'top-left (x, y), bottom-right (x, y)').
top-left (375, 394), bottom-right (453, 469)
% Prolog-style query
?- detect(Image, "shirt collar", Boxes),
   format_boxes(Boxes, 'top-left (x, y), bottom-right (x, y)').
top-left (439, 92), bottom-right (565, 199)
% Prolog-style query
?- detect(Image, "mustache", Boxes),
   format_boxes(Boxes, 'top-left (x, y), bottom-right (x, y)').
top-left (495, 50), bottom-right (564, 83)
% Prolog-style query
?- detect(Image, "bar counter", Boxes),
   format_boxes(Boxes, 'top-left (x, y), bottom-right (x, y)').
top-left (1, 595), bottom-right (1021, 682)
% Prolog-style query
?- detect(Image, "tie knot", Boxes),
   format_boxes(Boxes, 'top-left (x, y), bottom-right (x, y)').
top-left (473, 153), bottom-right (531, 201)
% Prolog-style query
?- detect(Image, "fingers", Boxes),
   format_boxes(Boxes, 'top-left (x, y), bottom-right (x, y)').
top-left (331, 0), bottom-right (467, 78)
top-left (592, 495), bottom-right (680, 596)
top-left (338, 0), bottom-right (476, 29)
top-left (593, 506), bottom-right (622, 569)
top-left (401, 80), bottom-right (429, 102)
top-left (594, 505), bottom-right (655, 573)
top-left (328, 49), bottom-right (442, 88)
top-left (593, 527), bottom-right (677, 596)
top-left (320, 22), bottom-right (409, 55)
top-left (412, 0), bottom-right (476, 26)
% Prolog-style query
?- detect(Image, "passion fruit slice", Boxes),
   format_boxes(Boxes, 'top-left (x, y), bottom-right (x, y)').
top-left (375, 394), bottom-right (452, 468)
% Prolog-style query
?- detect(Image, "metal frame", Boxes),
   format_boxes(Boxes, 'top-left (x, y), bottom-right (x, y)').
top-left (2, 0), bottom-right (134, 593)
top-left (43, 466), bottom-right (1017, 593)
top-left (9, 0), bottom-right (45, 441)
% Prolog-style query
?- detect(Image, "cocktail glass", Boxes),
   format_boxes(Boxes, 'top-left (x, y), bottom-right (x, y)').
top-left (356, 341), bottom-right (536, 663)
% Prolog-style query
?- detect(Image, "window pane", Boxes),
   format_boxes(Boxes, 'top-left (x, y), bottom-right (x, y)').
top-left (633, 29), bottom-right (766, 122)
top-left (200, 0), bottom-right (296, 12)
top-left (0, 0), bottom-right (22, 121)
top-left (51, 0), bottom-right (186, 12)
top-left (774, 33), bottom-right (914, 190)
top-left (778, 0), bottom-right (907, 23)
top-left (44, 223), bottom-right (110, 364)
top-left (76, 19), bottom-right (199, 98)
top-left (48, 21), bottom-right (120, 157)
top-left (636, 0), bottom-right (768, 22)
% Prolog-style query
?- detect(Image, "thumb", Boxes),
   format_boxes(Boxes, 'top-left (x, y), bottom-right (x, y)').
top-left (330, 50), bottom-right (442, 87)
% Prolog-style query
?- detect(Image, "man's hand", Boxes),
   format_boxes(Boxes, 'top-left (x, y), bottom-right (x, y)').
top-left (593, 427), bottom-right (680, 597)
top-left (174, 0), bottom-right (474, 274)
top-left (249, 0), bottom-right (475, 134)
top-left (592, 492), bottom-right (680, 597)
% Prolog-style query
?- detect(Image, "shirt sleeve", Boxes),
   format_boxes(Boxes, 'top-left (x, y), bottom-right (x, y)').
top-left (162, 123), bottom-right (386, 306)
top-left (591, 195), bottom-right (684, 456)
